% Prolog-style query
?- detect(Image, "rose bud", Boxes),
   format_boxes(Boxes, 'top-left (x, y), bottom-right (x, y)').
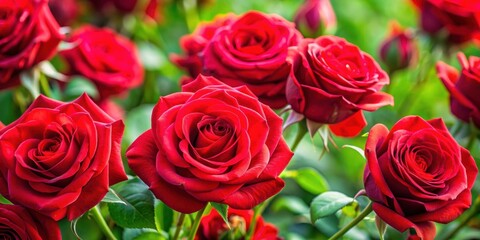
top-left (0, 0), bottom-right (63, 90)
top-left (286, 36), bottom-right (393, 137)
top-left (436, 52), bottom-right (480, 128)
top-left (197, 208), bottom-right (281, 240)
top-left (379, 22), bottom-right (417, 73)
top-left (127, 75), bottom-right (293, 213)
top-left (294, 0), bottom-right (336, 37)
top-left (61, 25), bottom-right (144, 100)
top-left (411, 0), bottom-right (480, 44)
top-left (170, 14), bottom-right (236, 78)
top-left (0, 94), bottom-right (128, 220)
top-left (48, 0), bottom-right (79, 26)
top-left (0, 204), bottom-right (61, 239)
top-left (364, 116), bottom-right (478, 239)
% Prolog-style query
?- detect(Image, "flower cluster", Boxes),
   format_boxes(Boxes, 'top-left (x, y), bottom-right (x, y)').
top-left (0, 0), bottom-right (478, 240)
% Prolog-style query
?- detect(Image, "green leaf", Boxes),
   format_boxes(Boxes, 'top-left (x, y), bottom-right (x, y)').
top-left (63, 76), bottom-right (99, 101)
top-left (154, 200), bottom-right (174, 232)
top-left (137, 42), bottom-right (165, 70)
top-left (293, 168), bottom-right (329, 195)
top-left (342, 145), bottom-right (366, 159)
top-left (108, 178), bottom-right (156, 229)
top-left (211, 202), bottom-right (230, 229)
top-left (20, 69), bottom-right (40, 98)
top-left (310, 191), bottom-right (355, 224)
top-left (271, 196), bottom-right (309, 215)
top-left (123, 228), bottom-right (168, 240)
top-left (102, 188), bottom-right (126, 205)
top-left (123, 105), bottom-right (154, 147)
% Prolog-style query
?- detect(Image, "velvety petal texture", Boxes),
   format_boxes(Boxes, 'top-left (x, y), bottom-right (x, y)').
top-left (0, 0), bottom-right (63, 89)
top-left (363, 116), bottom-right (478, 240)
top-left (170, 14), bottom-right (237, 77)
top-left (196, 208), bottom-right (280, 240)
top-left (436, 52), bottom-right (480, 128)
top-left (286, 36), bottom-right (393, 136)
top-left (173, 11), bottom-right (303, 109)
top-left (127, 75), bottom-right (293, 213)
top-left (412, 0), bottom-right (480, 44)
top-left (61, 25), bottom-right (144, 100)
top-left (0, 203), bottom-right (61, 240)
top-left (0, 94), bottom-right (127, 221)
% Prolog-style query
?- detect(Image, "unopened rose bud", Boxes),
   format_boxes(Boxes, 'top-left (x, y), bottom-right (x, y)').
top-left (379, 22), bottom-right (417, 72)
top-left (294, 0), bottom-right (336, 37)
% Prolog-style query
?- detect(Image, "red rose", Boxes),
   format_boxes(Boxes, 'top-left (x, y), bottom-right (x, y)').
top-left (294, 0), bottom-right (337, 37)
top-left (0, 203), bottom-right (61, 240)
top-left (0, 94), bottom-right (127, 220)
top-left (196, 208), bottom-right (280, 240)
top-left (364, 116), bottom-right (477, 239)
top-left (437, 52), bottom-right (480, 128)
top-left (61, 25), bottom-right (144, 99)
top-left (0, 0), bottom-right (63, 89)
top-left (127, 75), bottom-right (293, 213)
top-left (48, 0), bottom-right (79, 26)
top-left (171, 14), bottom-right (237, 77)
top-left (201, 11), bottom-right (303, 109)
top-left (379, 22), bottom-right (418, 72)
top-left (412, 0), bottom-right (480, 44)
top-left (286, 36), bottom-right (393, 137)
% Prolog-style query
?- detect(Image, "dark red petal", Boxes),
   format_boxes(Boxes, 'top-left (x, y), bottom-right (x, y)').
top-left (329, 111), bottom-right (367, 137)
top-left (365, 124), bottom-right (394, 198)
top-left (373, 203), bottom-right (436, 240)
top-left (221, 178), bottom-right (284, 209)
top-left (126, 130), bottom-right (206, 213)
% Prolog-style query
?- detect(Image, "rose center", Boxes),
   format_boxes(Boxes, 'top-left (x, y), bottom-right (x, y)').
top-left (414, 157), bottom-right (428, 171)
top-left (0, 223), bottom-right (20, 239)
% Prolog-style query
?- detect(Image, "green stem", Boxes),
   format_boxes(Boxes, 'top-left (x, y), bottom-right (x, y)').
top-left (245, 199), bottom-right (270, 240)
top-left (328, 201), bottom-right (373, 240)
top-left (90, 205), bottom-right (118, 240)
top-left (441, 196), bottom-right (480, 240)
top-left (172, 213), bottom-right (186, 240)
top-left (290, 122), bottom-right (308, 152)
top-left (187, 205), bottom-right (208, 240)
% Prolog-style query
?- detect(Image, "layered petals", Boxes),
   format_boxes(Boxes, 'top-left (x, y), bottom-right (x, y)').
top-left (363, 116), bottom-right (478, 239)
top-left (127, 75), bottom-right (293, 213)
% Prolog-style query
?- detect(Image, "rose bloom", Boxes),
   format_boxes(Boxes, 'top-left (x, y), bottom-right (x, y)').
top-left (171, 14), bottom-right (236, 78)
top-left (0, 203), bottom-right (61, 239)
top-left (200, 11), bottom-right (303, 109)
top-left (127, 75), bottom-right (293, 213)
top-left (364, 116), bottom-right (477, 239)
top-left (0, 0), bottom-right (63, 90)
top-left (286, 36), bottom-right (393, 137)
top-left (61, 25), bottom-right (144, 100)
top-left (0, 94), bottom-right (127, 220)
top-left (379, 22), bottom-right (417, 73)
top-left (437, 52), bottom-right (480, 129)
top-left (294, 0), bottom-right (337, 37)
top-left (196, 208), bottom-right (280, 240)
top-left (411, 0), bottom-right (480, 44)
